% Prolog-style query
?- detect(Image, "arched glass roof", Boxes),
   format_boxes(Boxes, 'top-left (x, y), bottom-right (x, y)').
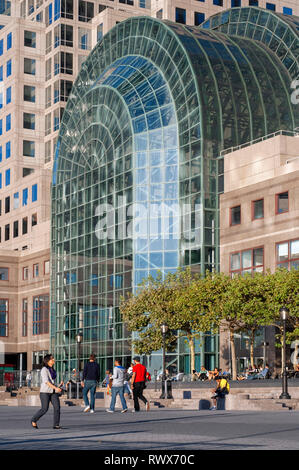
top-left (201, 6), bottom-right (299, 81)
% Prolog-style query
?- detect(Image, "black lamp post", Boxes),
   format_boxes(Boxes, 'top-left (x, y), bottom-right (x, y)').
top-left (160, 323), bottom-right (168, 399)
top-left (76, 329), bottom-right (83, 399)
top-left (279, 307), bottom-right (291, 400)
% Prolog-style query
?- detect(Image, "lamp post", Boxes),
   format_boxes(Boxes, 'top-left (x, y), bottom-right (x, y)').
top-left (160, 323), bottom-right (168, 399)
top-left (279, 307), bottom-right (291, 400)
top-left (76, 329), bottom-right (83, 399)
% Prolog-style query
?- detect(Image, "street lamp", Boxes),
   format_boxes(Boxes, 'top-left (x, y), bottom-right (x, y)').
top-left (160, 323), bottom-right (168, 399)
top-left (279, 307), bottom-right (291, 400)
top-left (76, 329), bottom-right (83, 399)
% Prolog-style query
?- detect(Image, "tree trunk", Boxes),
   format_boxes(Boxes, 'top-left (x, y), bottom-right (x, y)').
top-left (250, 331), bottom-right (255, 368)
top-left (230, 330), bottom-right (237, 381)
top-left (188, 335), bottom-right (195, 379)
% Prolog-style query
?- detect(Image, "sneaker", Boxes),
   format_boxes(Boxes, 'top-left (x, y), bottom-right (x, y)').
top-left (90, 410), bottom-right (95, 414)
top-left (209, 406), bottom-right (217, 411)
top-left (121, 409), bottom-right (128, 413)
top-left (83, 406), bottom-right (90, 413)
top-left (131, 409), bottom-right (136, 413)
top-left (146, 402), bottom-right (150, 412)
top-left (106, 409), bottom-right (114, 413)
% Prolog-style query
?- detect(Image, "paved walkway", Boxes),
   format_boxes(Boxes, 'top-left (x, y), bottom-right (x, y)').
top-left (0, 406), bottom-right (298, 450)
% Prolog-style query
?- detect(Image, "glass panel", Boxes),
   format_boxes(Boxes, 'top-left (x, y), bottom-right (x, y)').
top-left (290, 240), bottom-right (299, 259)
top-left (253, 199), bottom-right (263, 219)
top-left (277, 242), bottom-right (288, 262)
top-left (242, 250), bottom-right (252, 269)
top-left (230, 252), bottom-right (240, 271)
top-left (253, 248), bottom-right (263, 266)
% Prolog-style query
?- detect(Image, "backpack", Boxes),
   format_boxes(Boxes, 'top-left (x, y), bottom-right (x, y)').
top-left (219, 378), bottom-right (230, 395)
top-left (146, 372), bottom-right (151, 382)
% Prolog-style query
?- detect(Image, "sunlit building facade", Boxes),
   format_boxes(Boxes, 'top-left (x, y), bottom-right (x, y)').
top-left (51, 7), bottom-right (299, 378)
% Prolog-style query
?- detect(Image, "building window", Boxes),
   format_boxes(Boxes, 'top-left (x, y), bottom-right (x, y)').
top-left (32, 184), bottom-right (38, 202)
top-left (46, 31), bottom-right (52, 54)
top-left (0, 38), bottom-right (3, 55)
top-left (5, 196), bottom-right (10, 213)
top-left (23, 188), bottom-right (28, 206)
top-left (252, 199), bottom-right (264, 220)
top-left (98, 4), bottom-right (107, 13)
top-left (276, 191), bottom-right (288, 214)
top-left (5, 168), bottom-right (10, 186)
top-left (44, 260), bottom-right (50, 274)
top-left (7, 32), bottom-right (12, 50)
top-left (55, 24), bottom-right (73, 47)
top-left (78, 1), bottom-right (94, 22)
top-left (45, 113), bottom-right (51, 135)
top-left (230, 205), bottom-right (241, 226)
top-left (6, 86), bottom-right (11, 104)
top-left (283, 7), bottom-right (292, 15)
top-left (79, 28), bottom-right (91, 50)
top-left (13, 220), bottom-right (18, 238)
top-left (54, 0), bottom-right (61, 20)
top-left (23, 113), bottom-right (35, 130)
top-left (175, 8), bottom-right (186, 24)
top-left (97, 23), bottom-right (103, 42)
top-left (0, 268), bottom-right (8, 280)
top-left (24, 85), bottom-right (35, 102)
top-left (33, 263), bottom-right (39, 278)
top-left (61, 0), bottom-right (73, 19)
top-left (213, 0), bottom-right (223, 5)
top-left (23, 140), bottom-right (35, 157)
top-left (231, 0), bottom-right (241, 6)
top-left (22, 299), bottom-right (28, 337)
top-left (276, 239), bottom-right (299, 270)
top-left (266, 3), bottom-right (275, 11)
top-left (194, 12), bottom-right (205, 26)
top-left (6, 59), bottom-right (11, 77)
top-left (23, 266), bottom-right (29, 280)
top-left (33, 295), bottom-right (49, 335)
top-left (32, 213), bottom-right (37, 226)
top-left (249, 0), bottom-right (258, 5)
top-left (24, 31), bottom-right (36, 48)
top-left (45, 86), bottom-right (51, 108)
top-left (230, 247), bottom-right (264, 276)
top-left (0, 299), bottom-right (8, 337)
top-left (60, 51), bottom-right (73, 74)
top-left (13, 192), bottom-right (19, 209)
top-left (6, 141), bottom-right (10, 159)
top-left (45, 140), bottom-right (51, 163)
top-left (156, 9), bottom-right (163, 19)
top-left (6, 113), bottom-right (11, 131)
top-left (4, 224), bottom-right (9, 241)
top-left (22, 217), bottom-right (28, 234)
top-left (24, 58), bottom-right (36, 75)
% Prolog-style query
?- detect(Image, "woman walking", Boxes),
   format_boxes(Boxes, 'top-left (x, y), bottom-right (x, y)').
top-left (31, 354), bottom-right (63, 430)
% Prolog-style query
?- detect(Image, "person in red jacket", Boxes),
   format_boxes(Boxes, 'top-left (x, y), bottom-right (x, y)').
top-left (131, 357), bottom-right (150, 413)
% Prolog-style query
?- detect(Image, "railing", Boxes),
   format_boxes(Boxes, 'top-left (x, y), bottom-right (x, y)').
top-left (220, 129), bottom-right (299, 157)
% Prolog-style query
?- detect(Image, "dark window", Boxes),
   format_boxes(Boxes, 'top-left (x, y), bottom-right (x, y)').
top-left (252, 199), bottom-right (264, 220)
top-left (5, 196), bottom-right (10, 213)
top-left (194, 12), bottom-right (205, 26)
top-left (23, 113), bottom-right (35, 130)
top-left (277, 239), bottom-right (299, 270)
top-left (22, 299), bottom-right (28, 337)
top-left (276, 191), bottom-right (288, 214)
top-left (4, 224), bottom-right (9, 241)
top-left (213, 0), bottom-right (223, 5)
top-left (249, 0), bottom-right (258, 5)
top-left (60, 52), bottom-right (73, 74)
top-left (0, 268), bottom-right (8, 280)
top-left (0, 299), bottom-right (8, 337)
top-left (23, 140), bottom-right (35, 157)
top-left (231, 0), bottom-right (241, 6)
top-left (24, 31), bottom-right (36, 48)
top-left (24, 58), bottom-right (36, 75)
top-left (266, 2), bottom-right (275, 10)
top-left (98, 4), bottom-right (107, 13)
top-left (24, 85), bottom-right (35, 102)
top-left (32, 213), bottom-right (37, 226)
top-left (230, 205), bottom-right (241, 226)
top-left (33, 295), bottom-right (49, 335)
top-left (61, 0), bottom-right (73, 19)
top-left (230, 247), bottom-right (264, 276)
top-left (22, 217), bottom-right (28, 234)
top-left (175, 7), bottom-right (186, 24)
top-left (13, 220), bottom-right (18, 238)
top-left (78, 1), bottom-right (94, 22)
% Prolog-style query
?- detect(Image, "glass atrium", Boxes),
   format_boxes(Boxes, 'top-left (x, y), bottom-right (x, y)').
top-left (51, 8), bottom-right (299, 379)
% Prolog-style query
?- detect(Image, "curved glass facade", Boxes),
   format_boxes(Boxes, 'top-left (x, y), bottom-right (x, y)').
top-left (51, 10), bottom-right (298, 378)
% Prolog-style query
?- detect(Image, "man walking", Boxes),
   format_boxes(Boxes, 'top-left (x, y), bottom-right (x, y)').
top-left (106, 359), bottom-right (128, 413)
top-left (81, 354), bottom-right (100, 413)
top-left (131, 356), bottom-right (150, 413)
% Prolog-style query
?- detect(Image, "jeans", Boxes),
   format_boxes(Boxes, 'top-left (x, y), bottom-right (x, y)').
top-left (109, 386), bottom-right (127, 411)
top-left (133, 382), bottom-right (147, 411)
top-left (32, 392), bottom-right (60, 427)
top-left (83, 380), bottom-right (97, 410)
top-left (124, 382), bottom-right (131, 395)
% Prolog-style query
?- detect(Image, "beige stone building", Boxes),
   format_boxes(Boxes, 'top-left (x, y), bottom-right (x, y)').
top-left (220, 132), bottom-right (299, 371)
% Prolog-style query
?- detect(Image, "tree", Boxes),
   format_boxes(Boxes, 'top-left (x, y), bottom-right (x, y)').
top-left (120, 268), bottom-right (220, 375)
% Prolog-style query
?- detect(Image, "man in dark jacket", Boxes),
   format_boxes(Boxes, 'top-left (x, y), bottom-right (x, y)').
top-left (81, 354), bottom-right (100, 413)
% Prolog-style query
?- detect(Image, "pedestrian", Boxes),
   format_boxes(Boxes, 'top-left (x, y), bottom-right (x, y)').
top-left (210, 376), bottom-right (229, 410)
top-left (106, 359), bottom-right (128, 413)
top-left (131, 356), bottom-right (150, 413)
top-left (81, 354), bottom-right (100, 413)
top-left (26, 371), bottom-right (32, 389)
top-left (31, 354), bottom-right (63, 430)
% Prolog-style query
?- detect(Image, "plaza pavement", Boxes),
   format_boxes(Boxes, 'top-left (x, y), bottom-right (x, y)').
top-left (0, 406), bottom-right (299, 450)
